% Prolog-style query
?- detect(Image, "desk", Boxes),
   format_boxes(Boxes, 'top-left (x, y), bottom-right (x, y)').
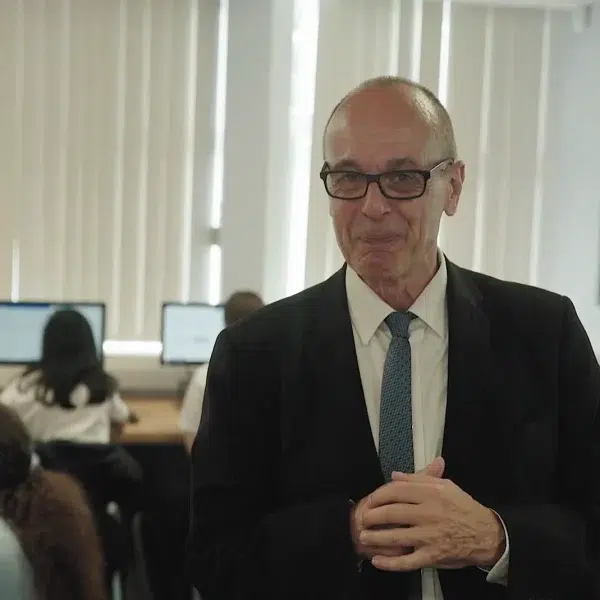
top-left (119, 396), bottom-right (183, 444)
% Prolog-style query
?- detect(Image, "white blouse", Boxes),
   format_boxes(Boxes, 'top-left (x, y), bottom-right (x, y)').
top-left (0, 371), bottom-right (130, 444)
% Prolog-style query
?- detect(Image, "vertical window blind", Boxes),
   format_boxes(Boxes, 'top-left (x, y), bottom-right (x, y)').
top-left (0, 0), bottom-right (219, 343)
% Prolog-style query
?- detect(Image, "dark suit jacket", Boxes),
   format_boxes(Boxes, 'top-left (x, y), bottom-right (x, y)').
top-left (187, 262), bottom-right (600, 600)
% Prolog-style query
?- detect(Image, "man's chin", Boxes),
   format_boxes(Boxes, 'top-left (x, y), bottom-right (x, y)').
top-left (355, 253), bottom-right (410, 282)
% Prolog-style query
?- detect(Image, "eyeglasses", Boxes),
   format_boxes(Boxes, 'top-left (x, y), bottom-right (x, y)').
top-left (319, 158), bottom-right (453, 201)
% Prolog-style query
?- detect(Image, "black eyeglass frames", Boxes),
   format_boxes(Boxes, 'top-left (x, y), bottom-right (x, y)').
top-left (319, 158), bottom-right (454, 201)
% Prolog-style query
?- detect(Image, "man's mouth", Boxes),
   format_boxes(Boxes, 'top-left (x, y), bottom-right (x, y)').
top-left (360, 235), bottom-right (400, 245)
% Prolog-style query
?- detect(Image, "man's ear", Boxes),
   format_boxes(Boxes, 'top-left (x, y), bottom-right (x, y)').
top-left (444, 161), bottom-right (465, 217)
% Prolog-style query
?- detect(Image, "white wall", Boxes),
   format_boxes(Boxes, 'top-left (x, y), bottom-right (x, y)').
top-left (538, 7), bottom-right (600, 351)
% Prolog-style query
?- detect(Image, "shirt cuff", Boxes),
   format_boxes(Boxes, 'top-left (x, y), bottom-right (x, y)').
top-left (479, 511), bottom-right (509, 586)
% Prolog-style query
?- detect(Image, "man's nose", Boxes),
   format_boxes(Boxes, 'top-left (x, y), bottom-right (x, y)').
top-left (361, 181), bottom-right (392, 219)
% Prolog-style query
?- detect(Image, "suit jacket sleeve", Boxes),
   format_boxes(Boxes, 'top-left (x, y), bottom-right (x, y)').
top-left (186, 328), bottom-right (358, 600)
top-left (493, 297), bottom-right (600, 599)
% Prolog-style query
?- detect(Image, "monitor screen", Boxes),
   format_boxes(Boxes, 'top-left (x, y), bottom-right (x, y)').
top-left (0, 302), bottom-right (105, 365)
top-left (161, 303), bottom-right (225, 365)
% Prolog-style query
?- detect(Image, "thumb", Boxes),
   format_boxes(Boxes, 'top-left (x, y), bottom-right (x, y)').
top-left (392, 456), bottom-right (445, 480)
top-left (419, 456), bottom-right (445, 478)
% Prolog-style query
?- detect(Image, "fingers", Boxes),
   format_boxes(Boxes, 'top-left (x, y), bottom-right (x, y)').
top-left (371, 547), bottom-right (433, 572)
top-left (360, 524), bottom-right (429, 548)
top-left (362, 502), bottom-right (427, 529)
top-left (360, 544), bottom-right (413, 559)
top-left (367, 480), bottom-right (440, 509)
top-left (391, 472), bottom-right (444, 486)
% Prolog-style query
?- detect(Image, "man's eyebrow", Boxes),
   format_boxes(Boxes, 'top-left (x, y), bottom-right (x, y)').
top-left (328, 159), bottom-right (361, 170)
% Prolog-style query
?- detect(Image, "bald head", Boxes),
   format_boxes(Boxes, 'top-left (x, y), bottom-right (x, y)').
top-left (323, 77), bottom-right (465, 307)
top-left (323, 76), bottom-right (457, 162)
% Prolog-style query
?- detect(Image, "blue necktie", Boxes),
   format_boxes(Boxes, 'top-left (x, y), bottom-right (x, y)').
top-left (378, 312), bottom-right (422, 599)
top-left (379, 311), bottom-right (414, 481)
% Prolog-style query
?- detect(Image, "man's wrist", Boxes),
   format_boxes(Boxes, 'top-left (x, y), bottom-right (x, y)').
top-left (475, 509), bottom-right (506, 568)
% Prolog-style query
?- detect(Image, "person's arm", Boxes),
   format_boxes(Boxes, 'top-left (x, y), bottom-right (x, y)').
top-left (477, 511), bottom-right (509, 585)
top-left (0, 378), bottom-right (21, 407)
top-left (180, 368), bottom-right (207, 454)
top-left (186, 328), bottom-right (359, 600)
top-left (492, 297), bottom-right (600, 599)
top-left (183, 432), bottom-right (195, 454)
top-left (108, 392), bottom-right (130, 424)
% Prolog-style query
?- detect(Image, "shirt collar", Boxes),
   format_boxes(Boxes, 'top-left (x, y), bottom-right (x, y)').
top-left (345, 252), bottom-right (448, 344)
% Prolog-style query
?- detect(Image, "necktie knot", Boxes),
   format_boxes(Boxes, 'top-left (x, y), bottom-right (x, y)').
top-left (385, 311), bottom-right (413, 339)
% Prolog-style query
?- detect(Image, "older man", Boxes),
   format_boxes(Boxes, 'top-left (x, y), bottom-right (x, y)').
top-left (187, 77), bottom-right (600, 599)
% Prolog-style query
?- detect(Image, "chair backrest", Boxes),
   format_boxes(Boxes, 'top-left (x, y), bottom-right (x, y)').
top-left (0, 518), bottom-right (36, 600)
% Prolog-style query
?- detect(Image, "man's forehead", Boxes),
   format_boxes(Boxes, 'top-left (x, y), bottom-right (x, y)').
top-left (323, 88), bottom-right (435, 163)
top-left (325, 122), bottom-right (428, 164)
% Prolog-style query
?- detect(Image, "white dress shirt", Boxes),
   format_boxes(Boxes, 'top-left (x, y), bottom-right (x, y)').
top-left (345, 255), bottom-right (509, 598)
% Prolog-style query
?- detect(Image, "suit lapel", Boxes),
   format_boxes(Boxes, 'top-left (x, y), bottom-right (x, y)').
top-left (304, 262), bottom-right (510, 504)
top-left (307, 266), bottom-right (384, 501)
top-left (442, 262), bottom-right (510, 502)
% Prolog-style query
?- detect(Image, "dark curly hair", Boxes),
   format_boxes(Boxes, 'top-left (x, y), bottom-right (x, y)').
top-left (0, 405), bottom-right (107, 600)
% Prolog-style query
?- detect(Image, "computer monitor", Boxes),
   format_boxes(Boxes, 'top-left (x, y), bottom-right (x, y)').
top-left (161, 302), bottom-right (225, 365)
top-left (0, 301), bottom-right (106, 365)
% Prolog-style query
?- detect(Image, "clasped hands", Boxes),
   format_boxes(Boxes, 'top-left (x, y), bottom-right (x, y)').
top-left (351, 457), bottom-right (506, 572)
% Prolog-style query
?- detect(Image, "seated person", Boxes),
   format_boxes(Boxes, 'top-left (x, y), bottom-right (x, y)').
top-left (180, 291), bottom-right (264, 453)
top-left (0, 404), bottom-right (107, 600)
top-left (0, 308), bottom-right (130, 444)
